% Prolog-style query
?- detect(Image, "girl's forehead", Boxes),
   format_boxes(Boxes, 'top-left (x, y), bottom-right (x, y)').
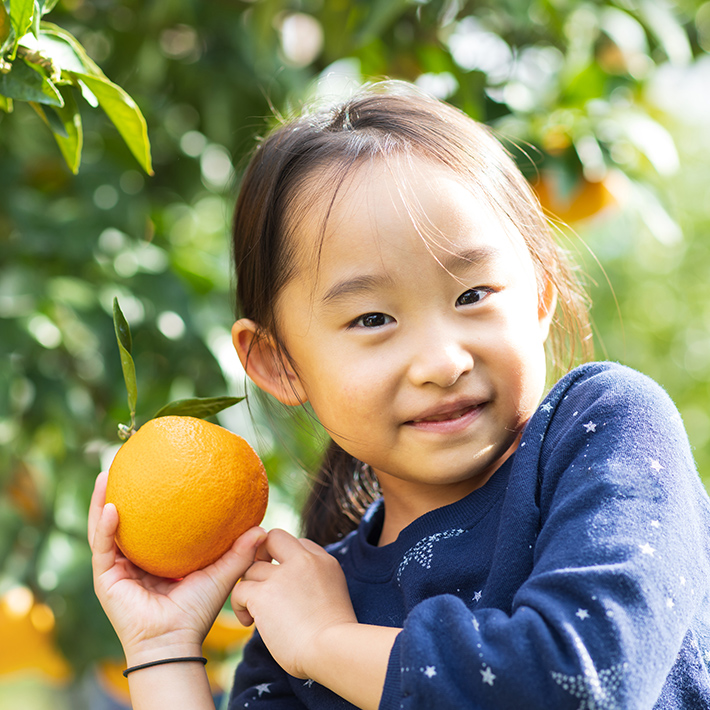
top-left (289, 155), bottom-right (530, 270)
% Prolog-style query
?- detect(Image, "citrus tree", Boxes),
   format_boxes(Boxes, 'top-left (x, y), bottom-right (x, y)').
top-left (1, 0), bottom-right (708, 706)
top-left (0, 0), bottom-right (151, 174)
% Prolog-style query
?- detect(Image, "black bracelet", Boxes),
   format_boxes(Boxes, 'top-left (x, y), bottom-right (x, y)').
top-left (122, 656), bottom-right (208, 678)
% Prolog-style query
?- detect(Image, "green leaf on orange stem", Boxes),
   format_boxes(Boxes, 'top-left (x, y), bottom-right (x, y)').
top-left (153, 396), bottom-right (244, 420)
top-left (112, 298), bottom-right (137, 433)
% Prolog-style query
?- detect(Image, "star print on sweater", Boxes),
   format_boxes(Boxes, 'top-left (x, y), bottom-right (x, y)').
top-left (396, 528), bottom-right (466, 582)
top-left (550, 662), bottom-right (628, 709)
top-left (480, 666), bottom-right (496, 686)
top-left (254, 683), bottom-right (271, 697)
top-left (230, 363), bottom-right (710, 710)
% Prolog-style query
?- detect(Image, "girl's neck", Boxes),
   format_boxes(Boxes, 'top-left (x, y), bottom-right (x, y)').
top-left (373, 440), bottom-right (521, 546)
top-left (375, 475), bottom-right (493, 547)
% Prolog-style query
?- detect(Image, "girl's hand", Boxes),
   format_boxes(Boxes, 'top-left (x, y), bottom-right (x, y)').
top-left (88, 471), bottom-right (266, 665)
top-left (230, 528), bottom-right (358, 680)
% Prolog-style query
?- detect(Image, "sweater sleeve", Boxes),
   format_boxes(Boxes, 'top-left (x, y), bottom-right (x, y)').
top-left (229, 630), bottom-right (307, 709)
top-left (380, 365), bottom-right (710, 710)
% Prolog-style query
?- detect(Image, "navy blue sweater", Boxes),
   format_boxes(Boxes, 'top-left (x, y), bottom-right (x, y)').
top-left (230, 363), bottom-right (710, 708)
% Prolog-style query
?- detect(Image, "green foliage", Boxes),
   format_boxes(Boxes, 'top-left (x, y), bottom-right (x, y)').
top-left (0, 1), bottom-right (151, 174)
top-left (0, 0), bottom-right (708, 703)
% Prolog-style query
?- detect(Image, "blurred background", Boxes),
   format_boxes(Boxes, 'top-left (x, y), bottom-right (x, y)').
top-left (1, 0), bottom-right (709, 707)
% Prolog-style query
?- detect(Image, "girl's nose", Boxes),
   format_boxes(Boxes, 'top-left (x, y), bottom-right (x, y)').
top-left (407, 341), bottom-right (474, 388)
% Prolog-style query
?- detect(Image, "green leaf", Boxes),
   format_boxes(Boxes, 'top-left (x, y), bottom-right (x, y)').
top-left (34, 24), bottom-right (152, 173)
top-left (76, 78), bottom-right (98, 106)
top-left (49, 87), bottom-right (82, 173)
top-left (9, 0), bottom-right (34, 57)
top-left (112, 298), bottom-right (138, 426)
top-left (30, 99), bottom-right (65, 134)
top-left (37, 0), bottom-right (58, 17)
top-left (0, 56), bottom-right (62, 105)
top-left (112, 297), bottom-right (132, 354)
top-left (31, 86), bottom-right (82, 172)
top-left (153, 396), bottom-right (245, 420)
top-left (0, 94), bottom-right (12, 112)
top-left (38, 23), bottom-right (104, 76)
top-left (69, 72), bottom-right (153, 175)
top-left (31, 0), bottom-right (40, 38)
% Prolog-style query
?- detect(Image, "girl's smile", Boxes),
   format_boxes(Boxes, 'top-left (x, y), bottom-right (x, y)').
top-left (238, 155), bottom-right (556, 541)
top-left (405, 399), bottom-right (485, 431)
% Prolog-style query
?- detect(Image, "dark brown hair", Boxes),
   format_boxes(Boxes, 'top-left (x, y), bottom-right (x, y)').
top-left (232, 81), bottom-right (592, 546)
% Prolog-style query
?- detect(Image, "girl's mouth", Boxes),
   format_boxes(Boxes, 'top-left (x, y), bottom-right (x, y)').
top-left (406, 403), bottom-right (484, 431)
top-left (414, 404), bottom-right (478, 422)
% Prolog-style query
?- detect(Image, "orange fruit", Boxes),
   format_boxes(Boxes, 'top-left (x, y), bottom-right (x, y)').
top-left (105, 415), bottom-right (268, 579)
top-left (0, 586), bottom-right (72, 684)
top-left (532, 173), bottom-right (618, 224)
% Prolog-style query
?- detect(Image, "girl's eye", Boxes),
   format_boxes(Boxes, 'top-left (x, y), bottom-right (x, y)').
top-left (456, 288), bottom-right (491, 307)
top-left (351, 312), bottom-right (394, 328)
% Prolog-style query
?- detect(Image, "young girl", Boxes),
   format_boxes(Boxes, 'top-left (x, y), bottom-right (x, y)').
top-left (89, 82), bottom-right (710, 710)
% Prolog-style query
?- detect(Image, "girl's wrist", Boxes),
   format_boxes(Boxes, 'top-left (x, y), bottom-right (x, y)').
top-left (123, 637), bottom-right (205, 668)
top-left (304, 622), bottom-right (399, 710)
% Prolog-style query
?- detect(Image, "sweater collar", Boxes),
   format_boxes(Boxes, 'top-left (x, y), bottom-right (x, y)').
top-left (347, 455), bottom-right (514, 581)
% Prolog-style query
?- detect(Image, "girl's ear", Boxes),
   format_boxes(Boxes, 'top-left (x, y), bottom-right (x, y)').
top-left (231, 319), bottom-right (308, 406)
top-left (538, 277), bottom-right (557, 342)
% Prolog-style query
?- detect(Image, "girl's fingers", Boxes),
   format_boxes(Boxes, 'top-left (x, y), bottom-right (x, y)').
top-left (261, 528), bottom-right (310, 563)
top-left (298, 537), bottom-right (329, 556)
top-left (230, 580), bottom-right (255, 627)
top-left (240, 560), bottom-right (275, 583)
top-left (233, 608), bottom-right (254, 627)
top-left (87, 471), bottom-right (109, 547)
top-left (91, 503), bottom-right (119, 577)
top-left (255, 540), bottom-right (274, 563)
top-left (205, 527), bottom-right (267, 595)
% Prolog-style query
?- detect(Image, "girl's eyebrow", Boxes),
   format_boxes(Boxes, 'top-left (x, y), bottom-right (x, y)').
top-left (321, 274), bottom-right (395, 306)
top-left (321, 246), bottom-right (500, 306)
top-left (440, 246), bottom-right (500, 273)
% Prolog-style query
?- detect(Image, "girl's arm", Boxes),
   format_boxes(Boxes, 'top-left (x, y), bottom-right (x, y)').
top-left (231, 529), bottom-right (399, 710)
top-left (88, 471), bottom-right (266, 710)
top-left (307, 622), bottom-right (400, 709)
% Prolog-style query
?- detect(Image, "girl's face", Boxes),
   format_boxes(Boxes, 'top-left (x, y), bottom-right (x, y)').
top-left (270, 157), bottom-right (554, 524)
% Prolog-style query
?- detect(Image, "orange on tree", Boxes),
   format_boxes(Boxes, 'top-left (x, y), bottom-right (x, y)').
top-left (532, 170), bottom-right (620, 225)
top-left (106, 415), bottom-right (268, 579)
top-left (0, 586), bottom-right (72, 684)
